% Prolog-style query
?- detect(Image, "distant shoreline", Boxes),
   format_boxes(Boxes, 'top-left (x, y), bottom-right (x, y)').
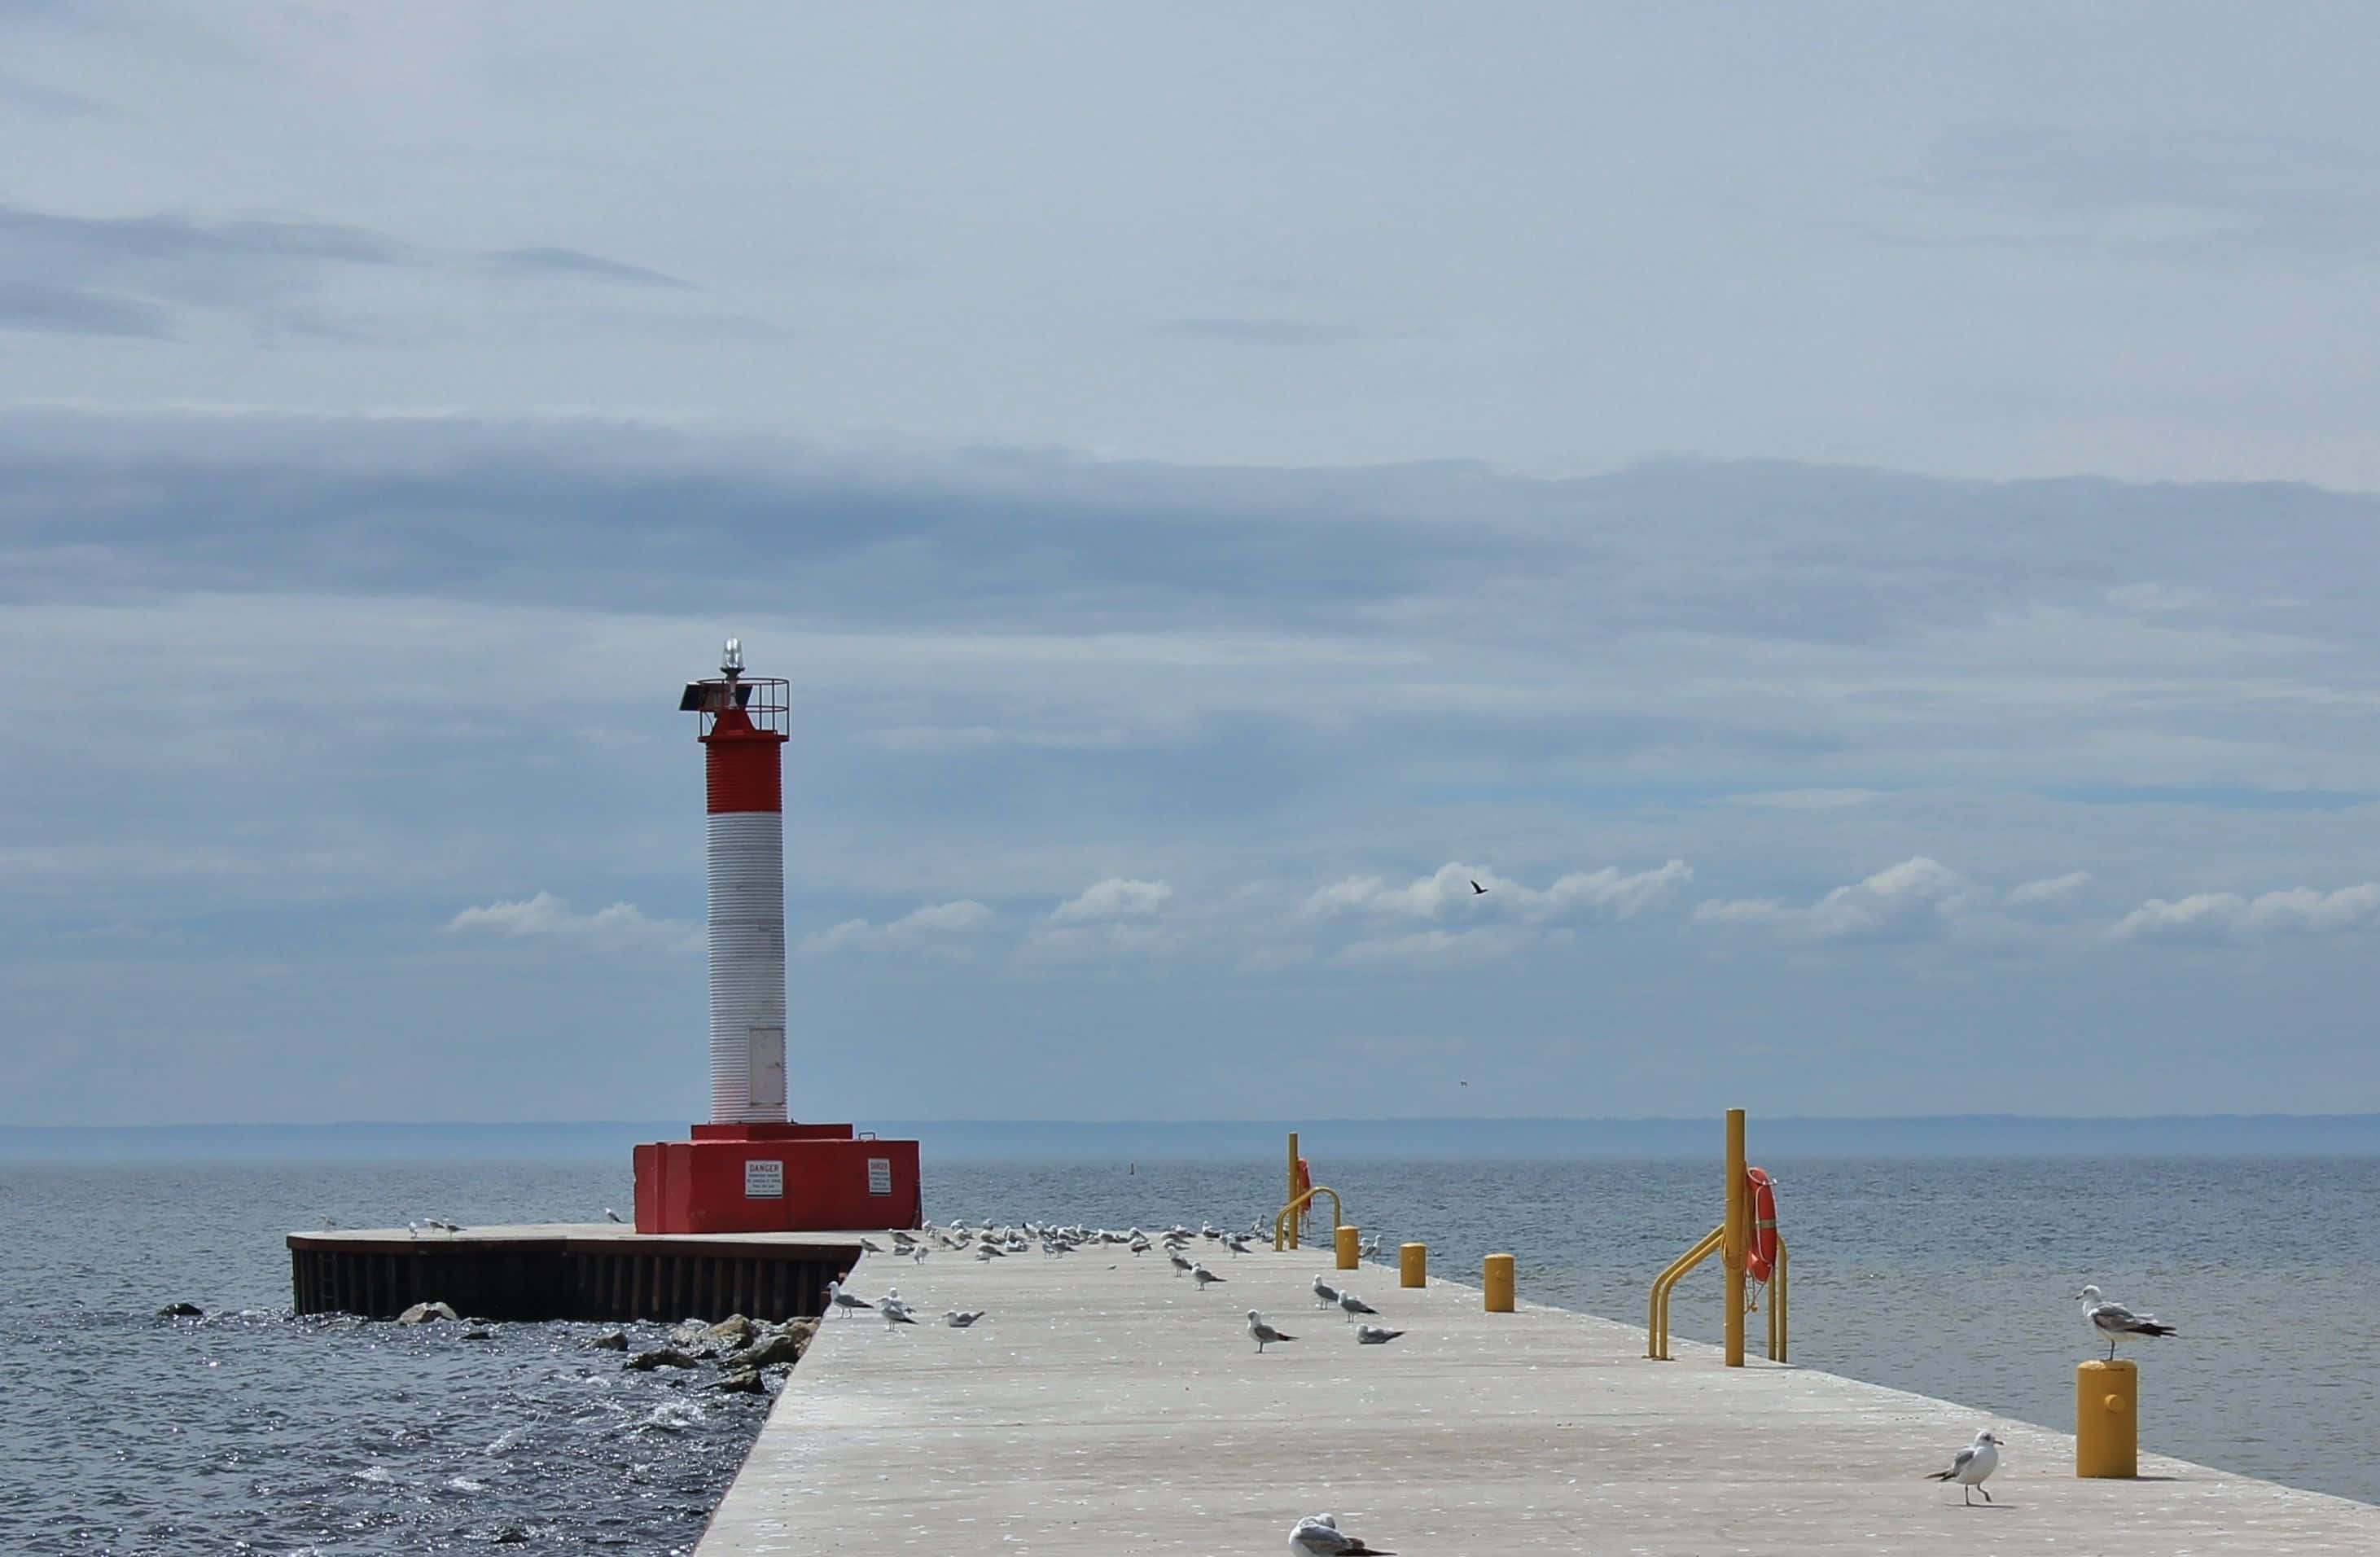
top-left (2, 1114), bottom-right (2375, 1162)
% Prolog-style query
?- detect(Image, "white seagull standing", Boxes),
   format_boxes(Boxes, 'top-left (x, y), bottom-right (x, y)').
top-left (1312, 1275), bottom-right (1340, 1308)
top-left (1925, 1429), bottom-right (2002, 1506)
top-left (826, 1280), bottom-right (873, 1317)
top-left (1190, 1263), bottom-right (1225, 1290)
top-left (2075, 1285), bottom-right (2177, 1360)
top-left (1247, 1310), bottom-right (1296, 1353)
top-left (1288, 1512), bottom-right (1393, 1555)
top-left (1337, 1290), bottom-right (1379, 1322)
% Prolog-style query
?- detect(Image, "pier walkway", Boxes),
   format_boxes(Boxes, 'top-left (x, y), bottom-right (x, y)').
top-left (696, 1241), bottom-right (2377, 1555)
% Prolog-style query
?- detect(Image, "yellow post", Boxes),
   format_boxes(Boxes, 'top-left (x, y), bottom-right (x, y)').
top-left (1483, 1252), bottom-right (1514, 1312)
top-left (1399, 1242), bottom-right (1427, 1287)
top-left (1723, 1107), bottom-right (1747, 1367)
top-left (1335, 1224), bottom-right (1360, 1270)
top-left (2075, 1359), bottom-right (2139, 1477)
top-left (1285, 1131), bottom-right (1300, 1251)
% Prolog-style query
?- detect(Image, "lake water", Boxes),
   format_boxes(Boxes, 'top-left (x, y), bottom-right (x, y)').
top-left (2, 1154), bottom-right (2373, 1553)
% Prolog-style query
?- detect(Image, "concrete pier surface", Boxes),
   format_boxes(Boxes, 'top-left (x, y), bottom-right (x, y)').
top-left (697, 1241), bottom-right (2378, 1555)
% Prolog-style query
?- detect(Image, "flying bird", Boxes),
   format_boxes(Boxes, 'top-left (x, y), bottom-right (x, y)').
top-left (1247, 1310), bottom-right (1297, 1353)
top-left (1925, 1429), bottom-right (2002, 1506)
top-left (1470, 879), bottom-right (1487, 895)
top-left (2076, 1285), bottom-right (2177, 1359)
top-left (1289, 1513), bottom-right (1394, 1556)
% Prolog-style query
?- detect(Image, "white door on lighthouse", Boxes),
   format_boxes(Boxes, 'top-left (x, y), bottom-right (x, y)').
top-left (748, 1025), bottom-right (787, 1115)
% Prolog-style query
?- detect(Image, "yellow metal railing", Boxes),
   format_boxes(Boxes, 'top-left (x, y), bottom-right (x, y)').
top-left (1273, 1185), bottom-right (1343, 1251)
top-left (1646, 1224), bottom-right (1786, 1362)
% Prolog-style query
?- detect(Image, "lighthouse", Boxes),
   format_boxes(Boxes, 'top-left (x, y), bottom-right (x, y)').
top-left (690, 637), bottom-right (789, 1124)
top-left (632, 639), bottom-right (922, 1234)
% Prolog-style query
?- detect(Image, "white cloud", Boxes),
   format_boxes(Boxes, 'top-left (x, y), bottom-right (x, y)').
top-left (1050, 877), bottom-right (1173, 923)
top-left (2109, 884), bottom-right (2380, 944)
top-left (800, 899), bottom-right (995, 955)
top-left (1334, 928), bottom-right (1528, 970)
top-left (1302, 861), bottom-right (1691, 923)
top-left (2005, 871), bottom-right (2093, 908)
top-left (445, 892), bottom-right (696, 953)
top-left (1694, 857), bottom-right (1979, 942)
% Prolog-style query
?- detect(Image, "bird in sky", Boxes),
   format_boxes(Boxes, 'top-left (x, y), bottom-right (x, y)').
top-left (1469, 879), bottom-right (1487, 894)
top-left (2075, 1285), bottom-right (2178, 1359)
top-left (1925, 1429), bottom-right (2002, 1506)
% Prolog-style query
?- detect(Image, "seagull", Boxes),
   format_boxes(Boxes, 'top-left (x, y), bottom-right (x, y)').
top-left (826, 1280), bottom-right (874, 1317)
top-left (1169, 1251), bottom-right (1195, 1277)
top-left (1191, 1263), bottom-right (1225, 1290)
top-left (882, 1305), bottom-right (919, 1325)
top-left (974, 1245), bottom-right (996, 1262)
top-left (912, 1245), bottom-right (928, 1262)
top-left (1925, 1429), bottom-right (2002, 1505)
top-left (1247, 1310), bottom-right (1296, 1353)
top-left (1289, 1513), bottom-right (1393, 1555)
top-left (944, 1309), bottom-right (985, 1328)
top-left (1338, 1290), bottom-right (1379, 1322)
top-left (2075, 1285), bottom-right (2178, 1360)
top-left (1469, 879), bottom-right (1487, 895)
top-left (1355, 1324), bottom-right (1405, 1344)
top-left (1312, 1275), bottom-right (1341, 1308)
top-left (406, 1220), bottom-right (422, 1238)
top-left (861, 1238), bottom-right (886, 1253)
top-left (603, 1208), bottom-right (624, 1224)
top-left (318, 1216), bottom-right (336, 1229)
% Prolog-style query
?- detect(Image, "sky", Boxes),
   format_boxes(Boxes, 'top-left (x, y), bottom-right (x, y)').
top-left (6, 3), bottom-right (2380, 1125)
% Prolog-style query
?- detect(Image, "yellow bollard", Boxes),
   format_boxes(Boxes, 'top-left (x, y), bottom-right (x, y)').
top-left (1399, 1242), bottom-right (1427, 1287)
top-left (1484, 1252), bottom-right (1514, 1312)
top-left (1335, 1225), bottom-right (1360, 1270)
top-left (1723, 1107), bottom-right (1747, 1367)
top-left (2075, 1359), bottom-right (2138, 1477)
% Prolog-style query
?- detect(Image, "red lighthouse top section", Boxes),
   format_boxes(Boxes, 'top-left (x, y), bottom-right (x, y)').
top-left (681, 638), bottom-right (789, 815)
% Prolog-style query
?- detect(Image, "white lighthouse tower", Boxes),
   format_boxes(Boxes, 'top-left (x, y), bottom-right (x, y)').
top-left (685, 637), bottom-right (789, 1123)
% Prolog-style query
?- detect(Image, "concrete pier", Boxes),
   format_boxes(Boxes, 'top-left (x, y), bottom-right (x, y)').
top-left (698, 1241), bottom-right (2379, 1555)
top-left (287, 1223), bottom-right (858, 1322)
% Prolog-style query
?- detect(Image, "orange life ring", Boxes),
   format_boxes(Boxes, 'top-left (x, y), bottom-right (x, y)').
top-left (1746, 1167), bottom-right (1778, 1283)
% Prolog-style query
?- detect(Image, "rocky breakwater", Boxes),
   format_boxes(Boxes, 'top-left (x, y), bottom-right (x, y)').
top-left (605, 1313), bottom-right (821, 1396)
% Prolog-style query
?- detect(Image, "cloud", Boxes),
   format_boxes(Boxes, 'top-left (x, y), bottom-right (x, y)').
top-left (1303, 861), bottom-right (1690, 923)
top-left (1160, 318), bottom-right (1361, 347)
top-left (1050, 877), bottom-right (1173, 923)
top-left (0, 279), bottom-right (173, 337)
top-left (2005, 871), bottom-right (2093, 908)
top-left (1695, 857), bottom-right (1979, 942)
top-left (0, 198), bottom-right (699, 340)
top-left (2109, 884), bottom-right (2380, 945)
top-left (799, 899), bottom-right (994, 955)
top-left (480, 247), bottom-right (692, 289)
top-left (444, 892), bottom-right (696, 953)
top-left (1334, 928), bottom-right (1529, 970)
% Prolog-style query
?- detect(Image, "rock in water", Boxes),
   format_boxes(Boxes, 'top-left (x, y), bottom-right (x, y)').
top-left (723, 1322), bottom-right (812, 1371)
top-left (703, 1314), bottom-right (758, 1346)
top-left (582, 1329), bottom-right (629, 1351)
top-left (396, 1301), bottom-right (461, 1326)
top-left (623, 1346), bottom-right (702, 1371)
top-left (156, 1301), bottom-right (205, 1319)
top-left (462, 1327), bottom-right (494, 1340)
top-left (712, 1367), bottom-right (766, 1393)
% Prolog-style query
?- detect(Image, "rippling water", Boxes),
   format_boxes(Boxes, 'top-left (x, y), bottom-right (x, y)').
top-left (2, 1153), bottom-right (2373, 1554)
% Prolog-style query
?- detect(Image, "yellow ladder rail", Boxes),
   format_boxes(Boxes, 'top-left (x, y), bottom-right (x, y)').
top-left (1647, 1226), bottom-right (1788, 1362)
top-left (1272, 1185), bottom-right (1343, 1252)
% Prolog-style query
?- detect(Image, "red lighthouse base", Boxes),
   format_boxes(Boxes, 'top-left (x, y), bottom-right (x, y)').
top-left (632, 1123), bottom-right (923, 1234)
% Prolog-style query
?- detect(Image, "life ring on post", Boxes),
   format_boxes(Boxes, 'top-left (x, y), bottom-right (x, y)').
top-left (1746, 1167), bottom-right (1778, 1283)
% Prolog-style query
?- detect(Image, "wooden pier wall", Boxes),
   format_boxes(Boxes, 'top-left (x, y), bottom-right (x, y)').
top-left (287, 1224), bottom-right (861, 1322)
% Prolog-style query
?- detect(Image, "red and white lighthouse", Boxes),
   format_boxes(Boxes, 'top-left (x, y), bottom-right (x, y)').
top-left (692, 638), bottom-right (790, 1124)
top-left (632, 639), bottom-right (922, 1234)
